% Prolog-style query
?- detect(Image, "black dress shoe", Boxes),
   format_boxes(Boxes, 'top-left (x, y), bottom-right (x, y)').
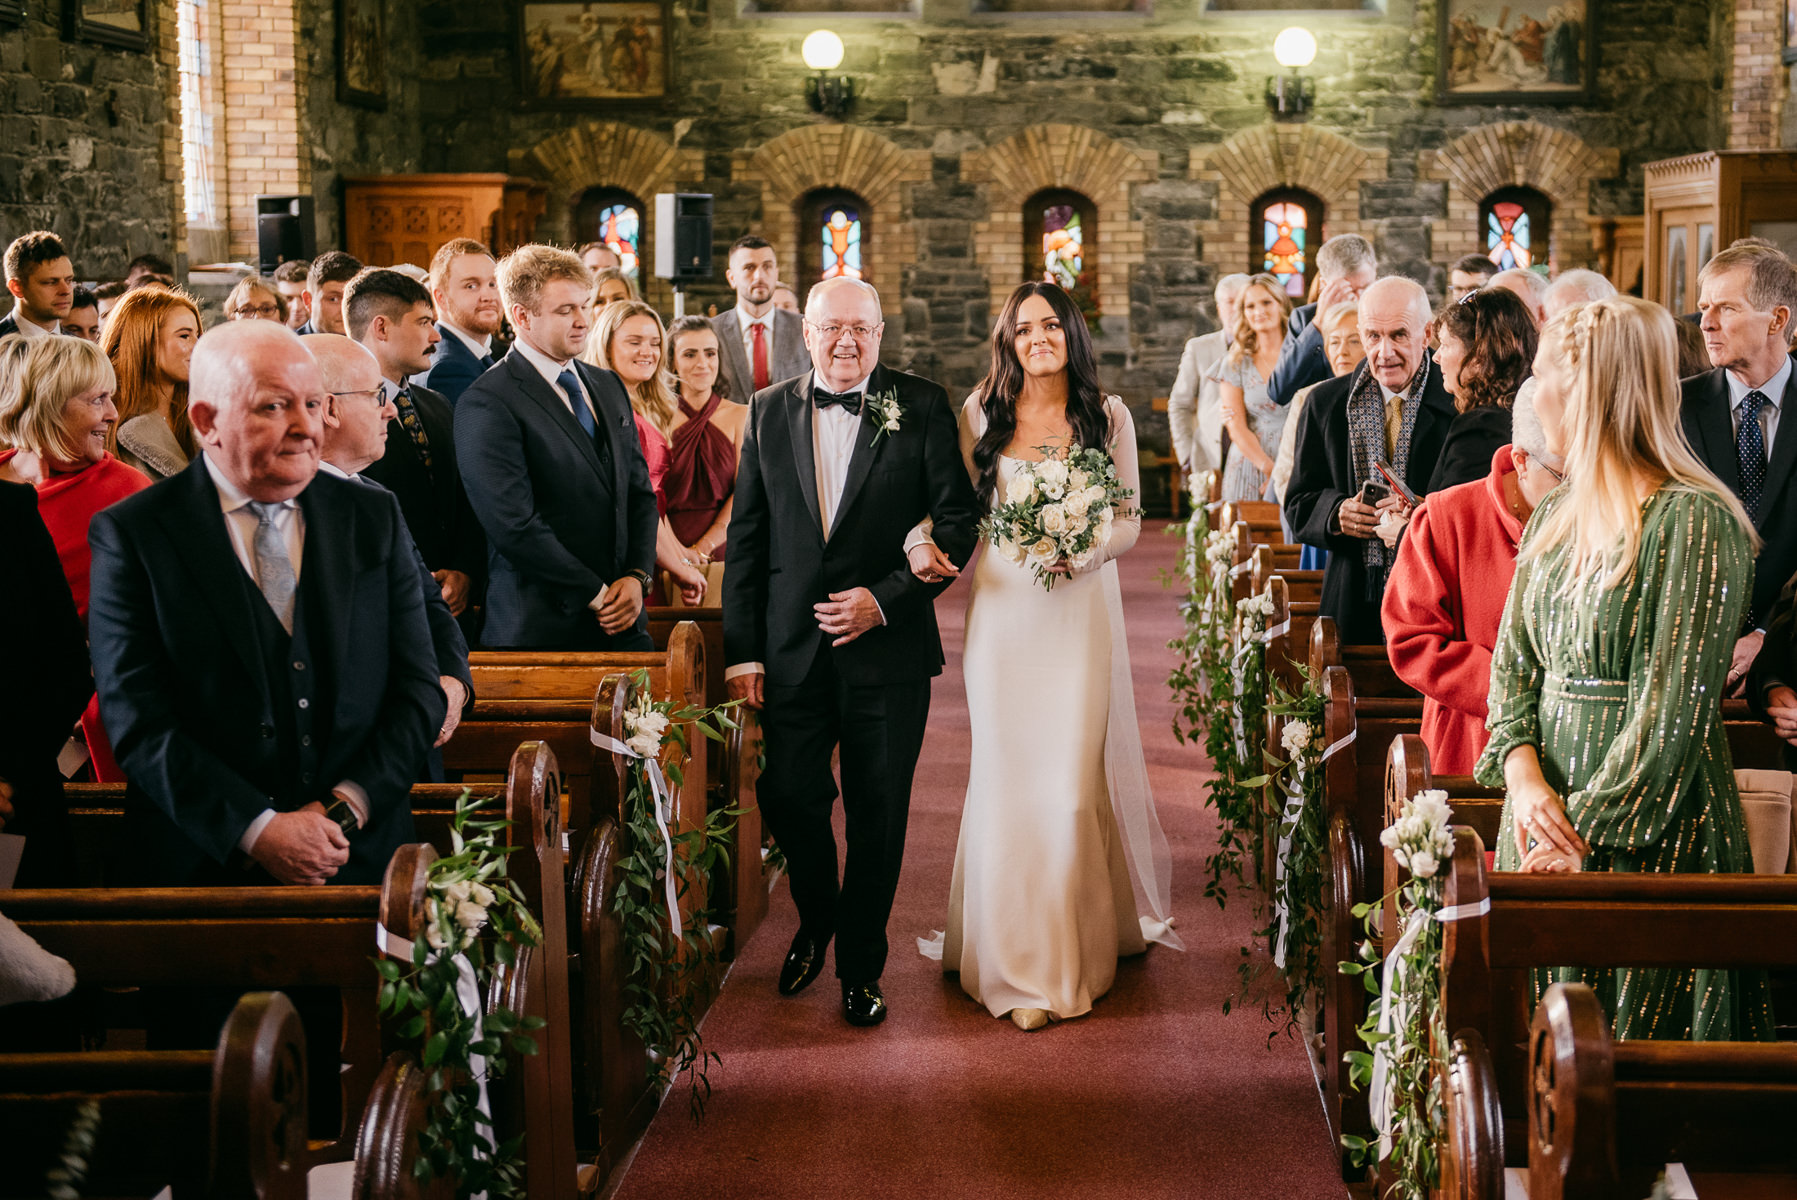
top-left (778, 931), bottom-right (828, 996)
top-left (842, 981), bottom-right (887, 1027)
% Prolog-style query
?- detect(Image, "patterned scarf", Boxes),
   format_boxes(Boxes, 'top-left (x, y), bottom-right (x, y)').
top-left (1345, 356), bottom-right (1431, 590)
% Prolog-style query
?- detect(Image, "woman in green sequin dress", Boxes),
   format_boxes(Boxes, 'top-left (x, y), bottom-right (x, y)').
top-left (1474, 296), bottom-right (1773, 1041)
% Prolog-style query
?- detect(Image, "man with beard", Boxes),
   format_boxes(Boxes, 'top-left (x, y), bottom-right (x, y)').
top-left (422, 239), bottom-right (503, 406)
top-left (711, 236), bottom-right (809, 406)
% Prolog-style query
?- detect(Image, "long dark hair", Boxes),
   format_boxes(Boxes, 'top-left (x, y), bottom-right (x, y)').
top-left (1437, 285), bottom-right (1537, 413)
top-left (971, 281), bottom-right (1110, 503)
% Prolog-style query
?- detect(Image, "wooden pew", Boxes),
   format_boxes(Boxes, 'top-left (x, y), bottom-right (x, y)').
top-left (1250, 544), bottom-right (1321, 606)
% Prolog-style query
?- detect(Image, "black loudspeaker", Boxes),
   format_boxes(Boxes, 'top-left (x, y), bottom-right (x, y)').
top-left (654, 193), bottom-right (713, 282)
top-left (256, 195), bottom-right (316, 276)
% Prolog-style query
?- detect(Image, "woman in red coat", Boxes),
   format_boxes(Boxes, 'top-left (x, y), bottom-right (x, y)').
top-left (1381, 380), bottom-right (1564, 773)
top-left (0, 336), bottom-right (152, 783)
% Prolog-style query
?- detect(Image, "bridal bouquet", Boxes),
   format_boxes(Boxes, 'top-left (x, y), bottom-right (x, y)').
top-left (978, 445), bottom-right (1134, 591)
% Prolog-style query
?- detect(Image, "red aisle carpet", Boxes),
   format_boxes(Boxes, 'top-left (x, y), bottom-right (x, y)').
top-left (612, 523), bottom-right (1349, 1199)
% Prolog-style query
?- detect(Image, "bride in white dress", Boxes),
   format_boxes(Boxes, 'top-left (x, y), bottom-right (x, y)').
top-left (914, 282), bottom-right (1182, 1030)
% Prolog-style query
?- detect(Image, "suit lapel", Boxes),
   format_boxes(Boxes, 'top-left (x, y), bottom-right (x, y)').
top-left (156, 462), bottom-right (266, 682)
top-left (786, 374), bottom-right (824, 537)
top-left (296, 477), bottom-right (355, 687)
top-left (1756, 357), bottom-right (1797, 518)
top-left (1692, 370), bottom-right (1741, 493)
top-left (830, 365), bottom-right (887, 537)
top-left (717, 311), bottom-right (754, 399)
top-left (506, 352), bottom-right (605, 478)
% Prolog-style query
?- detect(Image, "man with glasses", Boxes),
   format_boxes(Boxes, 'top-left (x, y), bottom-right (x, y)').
top-left (723, 276), bottom-right (980, 1029)
top-left (711, 235), bottom-right (810, 404)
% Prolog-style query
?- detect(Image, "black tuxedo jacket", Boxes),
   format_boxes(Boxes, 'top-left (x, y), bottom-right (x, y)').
top-left (1681, 359), bottom-right (1797, 628)
top-left (361, 382), bottom-right (486, 594)
top-left (87, 462), bottom-right (447, 885)
top-left (723, 365), bottom-right (981, 687)
top-left (1282, 356), bottom-right (1457, 644)
top-left (453, 350), bottom-right (658, 649)
top-left (422, 324), bottom-right (494, 407)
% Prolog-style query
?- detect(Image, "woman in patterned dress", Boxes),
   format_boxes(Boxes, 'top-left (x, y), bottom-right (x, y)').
top-left (1475, 296), bottom-right (1772, 1040)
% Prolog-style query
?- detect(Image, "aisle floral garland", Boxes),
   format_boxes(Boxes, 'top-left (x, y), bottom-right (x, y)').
top-left (1340, 789), bottom-right (1458, 1196)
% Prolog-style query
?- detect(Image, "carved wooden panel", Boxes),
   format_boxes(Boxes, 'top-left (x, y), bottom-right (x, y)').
top-left (344, 175), bottom-right (550, 270)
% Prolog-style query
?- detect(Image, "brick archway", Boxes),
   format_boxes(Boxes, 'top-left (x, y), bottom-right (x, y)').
top-left (1424, 121), bottom-right (1618, 273)
top-left (733, 126), bottom-right (930, 317)
top-left (1192, 124), bottom-right (1387, 285)
top-left (962, 125), bottom-right (1158, 324)
top-left (518, 121), bottom-right (705, 313)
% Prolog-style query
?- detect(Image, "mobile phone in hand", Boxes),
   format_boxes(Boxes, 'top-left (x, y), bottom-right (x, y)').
top-left (1356, 479), bottom-right (1391, 507)
top-left (1373, 459), bottom-right (1420, 506)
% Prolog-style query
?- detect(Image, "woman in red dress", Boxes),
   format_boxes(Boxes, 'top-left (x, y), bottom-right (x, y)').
top-left (663, 317), bottom-right (747, 606)
top-left (0, 337), bottom-right (151, 783)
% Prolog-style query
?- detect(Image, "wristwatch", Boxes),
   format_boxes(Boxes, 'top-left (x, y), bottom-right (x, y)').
top-left (322, 795), bottom-right (359, 836)
top-left (624, 568), bottom-right (653, 590)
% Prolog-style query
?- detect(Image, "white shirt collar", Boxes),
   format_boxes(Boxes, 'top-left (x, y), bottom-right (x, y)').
top-left (1728, 356), bottom-right (1793, 411)
top-left (512, 337), bottom-right (575, 390)
top-left (811, 370), bottom-right (870, 397)
top-left (10, 305), bottom-right (56, 337)
top-left (736, 303), bottom-right (775, 329)
top-left (202, 451), bottom-right (301, 515)
top-left (317, 459), bottom-right (354, 481)
top-left (440, 320), bottom-right (492, 357)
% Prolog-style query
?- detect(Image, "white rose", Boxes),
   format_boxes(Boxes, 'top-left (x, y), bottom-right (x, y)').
top-left (626, 731), bottom-right (662, 759)
top-left (1070, 468), bottom-right (1090, 490)
top-left (469, 882), bottom-right (495, 908)
top-left (1063, 488), bottom-right (1091, 517)
top-left (1026, 536), bottom-right (1057, 565)
top-left (999, 538), bottom-right (1028, 565)
top-left (1037, 458), bottom-right (1068, 486)
top-left (424, 918), bottom-right (451, 952)
top-left (1408, 850), bottom-right (1439, 880)
top-left (1040, 504), bottom-right (1068, 535)
top-left (456, 899), bottom-right (489, 932)
top-left (1071, 544), bottom-right (1099, 570)
top-left (443, 880), bottom-right (472, 906)
top-left (1066, 513), bottom-right (1089, 537)
top-left (884, 414), bottom-right (900, 431)
top-left (1006, 475), bottom-right (1038, 507)
top-left (1084, 485), bottom-right (1107, 507)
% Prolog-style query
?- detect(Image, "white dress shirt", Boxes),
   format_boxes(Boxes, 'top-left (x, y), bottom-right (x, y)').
top-left (736, 303), bottom-right (777, 379)
top-left (1727, 355), bottom-right (1792, 452)
top-left (441, 320), bottom-right (493, 360)
top-left (209, 455), bottom-right (370, 853)
top-left (9, 304), bottom-right (56, 337)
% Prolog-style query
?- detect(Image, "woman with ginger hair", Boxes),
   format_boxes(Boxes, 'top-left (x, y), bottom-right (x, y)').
top-left (104, 283), bottom-right (202, 481)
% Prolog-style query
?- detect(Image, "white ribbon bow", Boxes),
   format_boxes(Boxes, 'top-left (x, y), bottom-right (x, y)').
top-left (375, 923), bottom-right (494, 1165)
top-left (1270, 728), bottom-right (1352, 968)
top-left (1367, 893), bottom-right (1490, 1157)
top-left (592, 730), bottom-right (684, 941)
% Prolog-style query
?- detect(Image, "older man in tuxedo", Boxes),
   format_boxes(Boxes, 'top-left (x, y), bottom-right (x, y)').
top-left (1283, 276), bottom-right (1455, 645)
top-left (724, 277), bottom-right (980, 1027)
top-left (1684, 243), bottom-right (1797, 693)
top-left (455, 244), bottom-right (659, 650)
top-left (711, 236), bottom-right (809, 403)
top-left (87, 320), bottom-right (445, 888)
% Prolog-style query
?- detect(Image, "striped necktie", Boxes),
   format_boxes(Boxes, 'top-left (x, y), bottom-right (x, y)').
top-left (392, 384), bottom-right (434, 474)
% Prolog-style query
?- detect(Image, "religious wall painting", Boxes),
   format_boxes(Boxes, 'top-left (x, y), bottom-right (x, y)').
top-left (1252, 188), bottom-right (1324, 300)
top-left (518, 1), bottom-right (670, 108)
top-left (1480, 186), bottom-right (1552, 272)
top-left (1024, 189), bottom-right (1100, 327)
top-left (1665, 224), bottom-right (1688, 315)
top-left (1437, 0), bottom-right (1595, 103)
top-left (336, 0), bottom-right (387, 110)
top-left (65, 0), bottom-right (148, 50)
top-left (575, 187), bottom-right (645, 278)
top-left (799, 189), bottom-right (870, 285)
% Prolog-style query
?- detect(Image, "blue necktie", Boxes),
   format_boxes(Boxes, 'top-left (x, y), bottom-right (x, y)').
top-left (559, 368), bottom-right (596, 439)
top-left (1738, 390), bottom-right (1768, 520)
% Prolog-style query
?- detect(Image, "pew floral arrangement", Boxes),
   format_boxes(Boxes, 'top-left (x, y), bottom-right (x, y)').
top-left (608, 672), bottom-right (740, 1119)
top-left (1339, 788), bottom-right (1456, 1197)
top-left (977, 444), bottom-right (1133, 592)
top-left (375, 789), bottom-right (546, 1198)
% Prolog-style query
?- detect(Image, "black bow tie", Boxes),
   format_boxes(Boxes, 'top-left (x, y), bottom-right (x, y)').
top-left (813, 388), bottom-right (862, 415)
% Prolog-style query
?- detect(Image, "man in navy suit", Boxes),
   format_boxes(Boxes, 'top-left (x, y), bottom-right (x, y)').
top-left (422, 238), bottom-right (502, 406)
top-left (87, 320), bottom-right (446, 888)
top-left (1267, 234), bottom-right (1379, 407)
top-left (1, 231), bottom-right (74, 340)
top-left (454, 245), bottom-right (659, 651)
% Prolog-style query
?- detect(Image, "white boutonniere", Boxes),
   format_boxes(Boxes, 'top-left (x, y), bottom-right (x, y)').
top-left (866, 388), bottom-right (902, 445)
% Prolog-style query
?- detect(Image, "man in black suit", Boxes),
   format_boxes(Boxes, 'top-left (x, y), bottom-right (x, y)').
top-left (1283, 277), bottom-right (1456, 645)
top-left (1267, 234), bottom-right (1378, 407)
top-left (422, 238), bottom-right (503, 407)
top-left (344, 268), bottom-right (485, 642)
top-left (308, 332), bottom-right (474, 765)
top-left (297, 251), bottom-right (362, 337)
top-left (87, 320), bottom-right (446, 888)
top-left (723, 277), bottom-right (981, 1027)
top-left (1, 231), bottom-right (74, 340)
top-left (1682, 243), bottom-right (1797, 692)
top-left (454, 244), bottom-right (659, 651)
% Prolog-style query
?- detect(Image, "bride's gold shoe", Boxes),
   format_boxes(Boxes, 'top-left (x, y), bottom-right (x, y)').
top-left (1010, 1007), bottom-right (1051, 1031)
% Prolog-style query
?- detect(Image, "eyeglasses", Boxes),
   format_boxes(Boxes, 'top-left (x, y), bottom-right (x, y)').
top-left (1534, 456), bottom-right (1566, 484)
top-left (231, 304), bottom-right (283, 320)
top-left (806, 320), bottom-right (882, 341)
top-left (329, 387), bottom-right (387, 406)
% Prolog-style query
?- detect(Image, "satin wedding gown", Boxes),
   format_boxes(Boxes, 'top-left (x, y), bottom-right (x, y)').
top-left (921, 395), bottom-right (1182, 1020)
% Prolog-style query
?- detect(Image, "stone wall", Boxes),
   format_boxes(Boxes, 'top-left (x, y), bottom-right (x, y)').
top-left (0, 6), bottom-right (178, 277)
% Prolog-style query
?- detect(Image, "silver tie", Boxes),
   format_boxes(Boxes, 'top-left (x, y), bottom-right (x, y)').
top-left (248, 501), bottom-right (296, 633)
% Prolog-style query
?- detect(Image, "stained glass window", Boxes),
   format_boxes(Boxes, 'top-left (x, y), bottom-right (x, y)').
top-left (1480, 187), bottom-right (1552, 275)
top-left (1023, 189), bottom-right (1097, 300)
top-left (1250, 189), bottom-right (1325, 300)
top-left (1042, 204), bottom-right (1083, 289)
top-left (821, 204), bottom-right (864, 280)
top-left (573, 187), bottom-right (646, 280)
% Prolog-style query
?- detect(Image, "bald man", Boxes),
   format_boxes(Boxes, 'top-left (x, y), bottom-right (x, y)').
top-left (1489, 267), bottom-right (1549, 326)
top-left (87, 320), bottom-right (446, 887)
top-left (1283, 277), bottom-right (1456, 643)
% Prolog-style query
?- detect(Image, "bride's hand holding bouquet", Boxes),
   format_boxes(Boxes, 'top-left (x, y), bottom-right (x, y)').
top-left (977, 444), bottom-right (1134, 591)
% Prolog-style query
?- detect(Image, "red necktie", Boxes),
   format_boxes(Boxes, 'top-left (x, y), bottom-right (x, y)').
top-left (750, 321), bottom-right (771, 391)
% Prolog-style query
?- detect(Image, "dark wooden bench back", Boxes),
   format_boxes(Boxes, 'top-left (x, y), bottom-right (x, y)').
top-left (1251, 548), bottom-right (1322, 606)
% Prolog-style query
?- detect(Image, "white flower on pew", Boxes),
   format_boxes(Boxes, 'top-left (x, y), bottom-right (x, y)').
top-left (1203, 529), bottom-right (1232, 568)
top-left (1380, 788), bottom-right (1455, 879)
top-left (1280, 718), bottom-right (1318, 762)
top-left (1234, 589), bottom-right (1275, 643)
top-left (625, 699), bottom-right (672, 759)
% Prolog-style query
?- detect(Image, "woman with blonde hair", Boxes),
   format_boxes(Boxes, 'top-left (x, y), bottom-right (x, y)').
top-left (1215, 272), bottom-right (1292, 502)
top-left (0, 336), bottom-right (151, 788)
top-left (587, 266), bottom-right (638, 321)
top-left (223, 276), bottom-right (288, 323)
top-left (1475, 296), bottom-right (1770, 1041)
top-left (103, 283), bottom-right (202, 480)
top-left (583, 297), bottom-right (707, 604)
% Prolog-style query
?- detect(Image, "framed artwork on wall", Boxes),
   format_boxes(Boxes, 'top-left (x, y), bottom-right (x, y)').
top-left (64, 0), bottom-right (149, 50)
top-left (517, 0), bottom-right (670, 108)
top-left (1436, 0), bottom-right (1595, 104)
top-left (337, 0), bottom-right (388, 111)
top-left (0, 1), bottom-right (25, 31)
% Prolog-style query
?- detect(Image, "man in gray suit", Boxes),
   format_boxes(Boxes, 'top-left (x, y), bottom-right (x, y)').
top-left (1168, 273), bottom-right (1248, 478)
top-left (711, 236), bottom-right (810, 402)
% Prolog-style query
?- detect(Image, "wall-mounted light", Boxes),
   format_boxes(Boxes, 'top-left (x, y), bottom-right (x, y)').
top-left (1266, 27), bottom-right (1317, 119)
top-left (803, 30), bottom-right (854, 120)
